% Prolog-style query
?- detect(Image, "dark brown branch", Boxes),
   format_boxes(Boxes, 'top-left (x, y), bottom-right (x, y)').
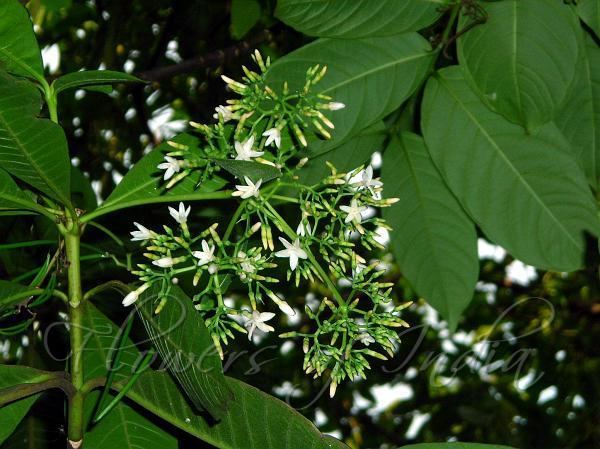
top-left (137, 30), bottom-right (273, 82)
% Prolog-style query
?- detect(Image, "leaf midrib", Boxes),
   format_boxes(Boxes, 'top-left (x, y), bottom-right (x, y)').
top-left (438, 74), bottom-right (580, 250)
top-left (0, 107), bottom-right (67, 204)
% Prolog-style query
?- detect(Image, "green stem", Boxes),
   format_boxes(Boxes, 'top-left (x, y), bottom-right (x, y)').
top-left (64, 222), bottom-right (85, 447)
top-left (0, 373), bottom-right (75, 407)
top-left (263, 202), bottom-right (346, 306)
top-left (439, 3), bottom-right (461, 49)
top-left (83, 280), bottom-right (131, 301)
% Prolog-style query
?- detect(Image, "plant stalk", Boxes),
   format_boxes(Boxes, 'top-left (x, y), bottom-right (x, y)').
top-left (64, 223), bottom-right (85, 448)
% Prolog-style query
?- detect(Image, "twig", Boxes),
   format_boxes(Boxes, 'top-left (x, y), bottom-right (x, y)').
top-left (137, 30), bottom-right (273, 82)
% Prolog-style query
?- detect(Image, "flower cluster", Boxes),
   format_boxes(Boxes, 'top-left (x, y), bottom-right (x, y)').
top-left (125, 51), bottom-right (410, 394)
top-left (155, 50), bottom-right (345, 189)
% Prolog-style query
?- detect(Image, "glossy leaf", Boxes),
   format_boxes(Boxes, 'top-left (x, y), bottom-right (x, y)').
top-left (83, 133), bottom-right (228, 222)
top-left (422, 67), bottom-right (600, 271)
top-left (382, 133), bottom-right (478, 329)
top-left (0, 0), bottom-right (44, 81)
top-left (577, 0), bottom-right (600, 38)
top-left (85, 391), bottom-right (177, 449)
top-left (556, 33), bottom-right (600, 188)
top-left (457, 0), bottom-right (580, 129)
top-left (215, 159), bottom-right (281, 183)
top-left (127, 370), bottom-right (348, 449)
top-left (137, 284), bottom-right (234, 421)
top-left (0, 72), bottom-right (71, 205)
top-left (81, 304), bottom-right (178, 449)
top-left (85, 300), bottom-right (347, 448)
top-left (268, 33), bottom-right (434, 148)
top-left (0, 365), bottom-right (53, 444)
top-left (231, 0), bottom-right (261, 39)
top-left (0, 169), bottom-right (47, 215)
top-left (53, 70), bottom-right (143, 95)
top-left (276, 0), bottom-right (441, 38)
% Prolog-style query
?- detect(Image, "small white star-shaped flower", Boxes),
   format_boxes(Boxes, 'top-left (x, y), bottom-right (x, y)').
top-left (192, 240), bottom-right (216, 266)
top-left (262, 128), bottom-right (281, 148)
top-left (275, 237), bottom-right (307, 271)
top-left (245, 310), bottom-right (275, 340)
top-left (168, 202), bottom-right (191, 224)
top-left (232, 177), bottom-right (262, 199)
top-left (130, 222), bottom-right (154, 241)
top-left (157, 156), bottom-right (182, 181)
top-left (340, 199), bottom-right (367, 224)
top-left (352, 165), bottom-right (383, 193)
top-left (234, 136), bottom-right (263, 161)
top-left (213, 105), bottom-right (234, 122)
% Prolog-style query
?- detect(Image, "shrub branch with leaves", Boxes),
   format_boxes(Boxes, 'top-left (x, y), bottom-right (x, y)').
top-left (0, 0), bottom-right (597, 448)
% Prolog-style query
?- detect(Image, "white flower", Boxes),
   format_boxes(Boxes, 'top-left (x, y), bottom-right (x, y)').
top-left (232, 177), bottom-right (262, 199)
top-left (153, 257), bottom-right (175, 268)
top-left (130, 222), bottom-right (154, 241)
top-left (275, 237), bottom-right (307, 271)
top-left (234, 136), bottom-right (263, 161)
top-left (296, 220), bottom-right (312, 237)
top-left (157, 156), bottom-right (182, 181)
top-left (327, 102), bottom-right (345, 111)
top-left (352, 165), bottom-right (383, 193)
top-left (358, 333), bottom-right (375, 346)
top-left (262, 128), bottom-right (281, 148)
top-left (340, 199), bottom-right (367, 224)
top-left (213, 105), bottom-right (234, 122)
top-left (245, 310), bottom-right (275, 340)
top-left (122, 283), bottom-right (150, 307)
top-left (192, 240), bottom-right (216, 266)
top-left (168, 202), bottom-right (191, 224)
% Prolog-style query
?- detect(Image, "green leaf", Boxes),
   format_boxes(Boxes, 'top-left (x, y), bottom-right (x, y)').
top-left (231, 0), bottom-right (261, 39)
top-left (85, 391), bottom-right (177, 449)
top-left (83, 133), bottom-right (228, 222)
top-left (556, 33), bottom-right (600, 189)
top-left (382, 133), bottom-right (478, 329)
top-left (127, 370), bottom-right (349, 449)
top-left (276, 0), bottom-right (441, 38)
top-left (137, 284), bottom-right (234, 421)
top-left (0, 169), bottom-right (48, 215)
top-left (0, 280), bottom-right (39, 311)
top-left (421, 67), bottom-right (599, 271)
top-left (215, 159), bottom-right (281, 183)
top-left (0, 72), bottom-right (71, 205)
top-left (53, 70), bottom-right (144, 96)
top-left (577, 0), bottom-right (600, 39)
top-left (80, 304), bottom-right (179, 449)
top-left (0, 0), bottom-right (44, 81)
top-left (400, 444), bottom-right (517, 449)
top-left (299, 122), bottom-right (386, 185)
top-left (85, 301), bottom-right (348, 449)
top-left (0, 365), bottom-right (53, 444)
top-left (267, 33), bottom-right (434, 148)
top-left (457, 0), bottom-right (580, 130)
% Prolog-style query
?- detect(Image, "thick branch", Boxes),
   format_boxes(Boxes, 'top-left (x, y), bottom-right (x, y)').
top-left (137, 30), bottom-right (273, 82)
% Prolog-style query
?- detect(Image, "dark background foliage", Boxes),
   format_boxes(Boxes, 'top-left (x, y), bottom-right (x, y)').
top-left (1, 1), bottom-right (599, 448)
